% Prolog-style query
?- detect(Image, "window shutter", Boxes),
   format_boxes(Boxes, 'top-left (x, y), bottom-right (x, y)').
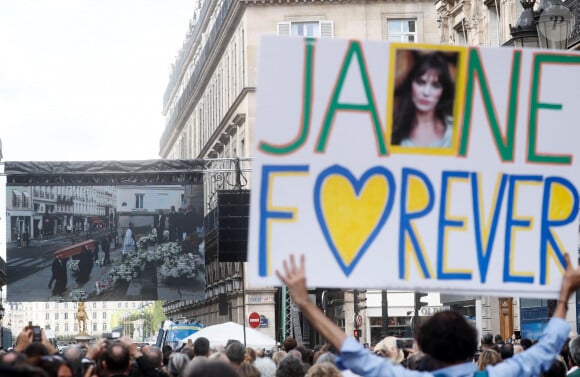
top-left (320, 20), bottom-right (334, 38)
top-left (277, 22), bottom-right (291, 36)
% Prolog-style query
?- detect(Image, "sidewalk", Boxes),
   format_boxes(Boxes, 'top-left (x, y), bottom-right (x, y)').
top-left (7, 247), bottom-right (124, 302)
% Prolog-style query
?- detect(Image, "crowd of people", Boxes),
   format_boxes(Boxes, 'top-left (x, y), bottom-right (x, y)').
top-left (8, 251), bottom-right (580, 377)
top-left (5, 312), bottom-right (580, 377)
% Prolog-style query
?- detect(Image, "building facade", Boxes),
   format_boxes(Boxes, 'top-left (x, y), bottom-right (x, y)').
top-left (5, 300), bottom-right (152, 341)
top-left (158, 0), bottom-right (442, 343)
top-left (6, 185), bottom-right (116, 243)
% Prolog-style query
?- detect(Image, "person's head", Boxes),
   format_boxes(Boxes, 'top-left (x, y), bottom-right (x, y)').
top-left (181, 345), bottom-right (195, 360)
top-left (542, 356), bottom-right (568, 377)
top-left (184, 359), bottom-right (239, 377)
top-left (374, 336), bottom-right (404, 364)
top-left (494, 334), bottom-right (504, 345)
top-left (239, 362), bottom-right (261, 377)
top-left (224, 341), bottom-right (245, 367)
top-left (171, 205), bottom-right (176, 212)
top-left (34, 355), bottom-right (73, 377)
top-left (305, 362), bottom-right (341, 377)
top-left (500, 343), bottom-right (514, 359)
top-left (287, 349), bottom-right (302, 360)
top-left (521, 338), bottom-right (533, 350)
top-left (314, 351), bottom-right (335, 365)
top-left (272, 350), bottom-right (287, 365)
top-left (569, 336), bottom-right (580, 366)
top-left (276, 356), bottom-right (306, 377)
top-left (24, 342), bottom-right (51, 359)
top-left (477, 349), bottom-right (501, 371)
top-left (167, 352), bottom-right (189, 377)
top-left (193, 337), bottom-right (210, 357)
top-left (415, 310), bottom-right (478, 366)
top-left (283, 337), bottom-right (298, 352)
top-left (481, 333), bottom-right (494, 348)
top-left (404, 352), bottom-right (435, 372)
top-left (391, 50), bottom-right (456, 145)
top-left (208, 351), bottom-right (230, 364)
top-left (146, 347), bottom-right (163, 368)
top-left (62, 345), bottom-right (84, 377)
top-left (244, 347), bottom-right (257, 363)
top-left (254, 356), bottom-right (277, 377)
top-left (101, 342), bottom-right (130, 376)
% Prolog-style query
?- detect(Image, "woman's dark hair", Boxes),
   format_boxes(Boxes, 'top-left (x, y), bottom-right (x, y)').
top-left (391, 50), bottom-right (456, 145)
top-left (415, 310), bottom-right (478, 364)
top-left (276, 356), bottom-right (306, 377)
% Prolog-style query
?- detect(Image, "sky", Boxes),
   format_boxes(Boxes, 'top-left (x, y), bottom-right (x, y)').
top-left (0, 0), bottom-right (194, 161)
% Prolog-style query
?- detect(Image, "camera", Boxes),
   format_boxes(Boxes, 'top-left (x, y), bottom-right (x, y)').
top-left (395, 338), bottom-right (415, 350)
top-left (102, 331), bottom-right (121, 340)
top-left (32, 326), bottom-right (42, 342)
top-left (82, 358), bottom-right (95, 374)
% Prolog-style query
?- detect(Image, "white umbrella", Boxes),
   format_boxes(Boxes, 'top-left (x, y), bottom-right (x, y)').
top-left (179, 321), bottom-right (277, 350)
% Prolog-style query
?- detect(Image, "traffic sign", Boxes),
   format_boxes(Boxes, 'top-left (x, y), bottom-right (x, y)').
top-left (248, 312), bottom-right (261, 328)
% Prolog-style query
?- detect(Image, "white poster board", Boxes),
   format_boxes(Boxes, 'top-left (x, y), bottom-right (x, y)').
top-left (248, 36), bottom-right (580, 298)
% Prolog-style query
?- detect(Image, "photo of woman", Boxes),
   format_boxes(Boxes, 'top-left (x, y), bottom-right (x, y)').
top-left (390, 49), bottom-right (459, 148)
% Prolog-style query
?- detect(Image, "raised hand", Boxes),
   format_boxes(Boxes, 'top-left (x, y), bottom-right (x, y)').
top-left (276, 254), bottom-right (310, 307)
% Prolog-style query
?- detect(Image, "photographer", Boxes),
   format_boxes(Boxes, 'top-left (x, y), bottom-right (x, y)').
top-left (14, 326), bottom-right (58, 356)
top-left (83, 337), bottom-right (166, 377)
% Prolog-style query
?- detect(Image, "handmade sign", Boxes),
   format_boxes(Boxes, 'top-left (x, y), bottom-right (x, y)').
top-left (248, 36), bottom-right (580, 298)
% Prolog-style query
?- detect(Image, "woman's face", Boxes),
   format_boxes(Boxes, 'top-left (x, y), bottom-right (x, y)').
top-left (411, 69), bottom-right (443, 113)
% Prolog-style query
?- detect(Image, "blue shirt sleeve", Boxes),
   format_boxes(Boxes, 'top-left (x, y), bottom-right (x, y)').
top-left (337, 337), bottom-right (432, 377)
top-left (489, 317), bottom-right (570, 377)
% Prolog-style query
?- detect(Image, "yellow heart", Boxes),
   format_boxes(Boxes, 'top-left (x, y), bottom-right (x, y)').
top-left (320, 174), bottom-right (390, 267)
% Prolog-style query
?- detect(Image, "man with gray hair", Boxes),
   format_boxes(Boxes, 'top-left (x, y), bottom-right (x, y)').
top-left (62, 345), bottom-right (84, 377)
top-left (568, 336), bottom-right (580, 376)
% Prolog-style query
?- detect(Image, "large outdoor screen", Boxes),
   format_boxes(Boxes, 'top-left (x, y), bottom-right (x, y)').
top-left (4, 160), bottom-right (207, 302)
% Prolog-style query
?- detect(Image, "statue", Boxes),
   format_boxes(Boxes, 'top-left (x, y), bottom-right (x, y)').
top-left (77, 302), bottom-right (89, 335)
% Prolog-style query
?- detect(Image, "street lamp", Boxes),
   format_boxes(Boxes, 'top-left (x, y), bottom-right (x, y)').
top-left (510, 0), bottom-right (540, 48)
top-left (506, 0), bottom-right (573, 49)
top-left (536, 0), bottom-right (573, 49)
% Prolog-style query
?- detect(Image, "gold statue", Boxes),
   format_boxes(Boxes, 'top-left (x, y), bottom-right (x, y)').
top-left (77, 302), bottom-right (89, 335)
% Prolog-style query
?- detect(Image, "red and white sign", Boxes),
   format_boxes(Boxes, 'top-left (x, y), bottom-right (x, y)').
top-left (248, 312), bottom-right (261, 328)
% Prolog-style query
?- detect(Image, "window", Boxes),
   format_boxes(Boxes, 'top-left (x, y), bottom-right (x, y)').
top-left (103, 323), bottom-right (107, 331)
top-left (46, 313), bottom-right (50, 320)
top-left (277, 21), bottom-right (334, 38)
top-left (64, 313), bottom-right (68, 320)
top-left (135, 194), bottom-right (144, 209)
top-left (93, 323), bottom-right (97, 331)
top-left (103, 312), bottom-right (107, 319)
top-left (55, 313), bottom-right (59, 320)
top-left (387, 19), bottom-right (417, 42)
top-left (93, 312), bottom-right (97, 319)
top-left (454, 20), bottom-right (469, 45)
top-left (65, 324), bottom-right (69, 332)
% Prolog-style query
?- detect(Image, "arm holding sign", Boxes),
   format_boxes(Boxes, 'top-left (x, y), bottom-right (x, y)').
top-left (277, 253), bottom-right (580, 377)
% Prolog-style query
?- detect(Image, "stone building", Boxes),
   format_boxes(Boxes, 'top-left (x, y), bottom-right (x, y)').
top-left (158, 0), bottom-right (442, 344)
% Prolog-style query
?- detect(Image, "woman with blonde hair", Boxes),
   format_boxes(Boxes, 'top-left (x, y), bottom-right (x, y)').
top-left (374, 336), bottom-right (405, 364)
top-left (306, 362), bottom-right (342, 377)
top-left (477, 348), bottom-right (502, 371)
